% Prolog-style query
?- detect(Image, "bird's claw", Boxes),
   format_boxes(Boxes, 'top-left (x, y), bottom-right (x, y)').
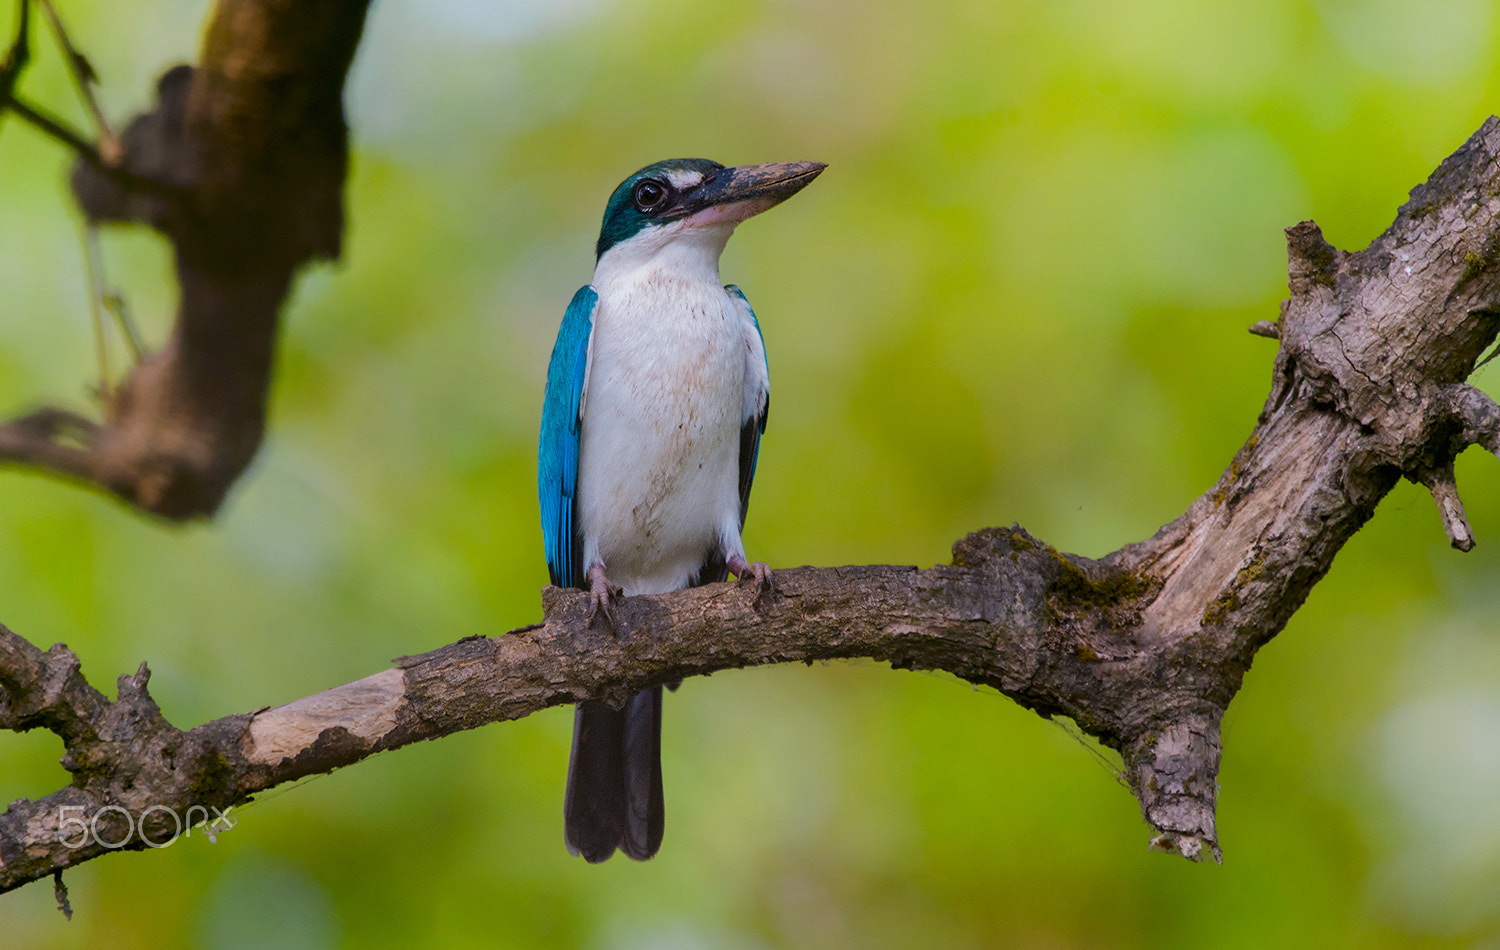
top-left (727, 555), bottom-right (773, 608)
top-left (586, 564), bottom-right (622, 632)
top-left (586, 589), bottom-right (618, 631)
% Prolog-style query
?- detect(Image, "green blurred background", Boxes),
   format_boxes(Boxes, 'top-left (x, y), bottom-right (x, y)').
top-left (3, 0), bottom-right (1500, 946)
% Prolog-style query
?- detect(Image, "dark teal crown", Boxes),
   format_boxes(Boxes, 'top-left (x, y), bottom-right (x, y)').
top-left (596, 158), bottom-right (725, 259)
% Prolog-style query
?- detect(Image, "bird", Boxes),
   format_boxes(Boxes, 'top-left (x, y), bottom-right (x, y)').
top-left (538, 157), bottom-right (825, 862)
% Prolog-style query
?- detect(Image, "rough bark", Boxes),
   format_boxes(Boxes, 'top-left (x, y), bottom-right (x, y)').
top-left (0, 0), bottom-right (369, 519)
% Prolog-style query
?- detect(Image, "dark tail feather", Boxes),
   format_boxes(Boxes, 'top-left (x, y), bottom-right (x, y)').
top-left (564, 688), bottom-right (664, 862)
top-left (565, 700), bottom-right (625, 862)
top-left (620, 686), bottom-right (664, 859)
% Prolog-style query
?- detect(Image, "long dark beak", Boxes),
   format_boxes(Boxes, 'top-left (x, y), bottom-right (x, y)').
top-left (669, 161), bottom-right (826, 225)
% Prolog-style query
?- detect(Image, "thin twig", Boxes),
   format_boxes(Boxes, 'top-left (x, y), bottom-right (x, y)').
top-left (107, 291), bottom-right (144, 360)
top-left (0, 0), bottom-right (31, 139)
top-left (38, 0), bottom-right (120, 163)
top-left (81, 225), bottom-right (145, 402)
top-left (83, 225), bottom-right (113, 401)
top-left (6, 92), bottom-right (97, 157)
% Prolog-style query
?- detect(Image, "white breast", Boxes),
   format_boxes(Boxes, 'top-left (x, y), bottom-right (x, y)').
top-left (576, 249), bottom-right (746, 595)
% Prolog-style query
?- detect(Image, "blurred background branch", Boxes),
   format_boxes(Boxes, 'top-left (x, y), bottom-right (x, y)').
top-left (0, 0), bottom-right (368, 519)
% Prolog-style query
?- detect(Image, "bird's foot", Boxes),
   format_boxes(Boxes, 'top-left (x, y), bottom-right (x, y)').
top-left (727, 554), bottom-right (773, 607)
top-left (586, 563), bottom-right (622, 632)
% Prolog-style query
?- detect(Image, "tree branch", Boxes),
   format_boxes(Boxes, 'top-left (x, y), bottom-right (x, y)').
top-left (0, 0), bottom-right (370, 519)
top-left (0, 550), bottom-right (1162, 891)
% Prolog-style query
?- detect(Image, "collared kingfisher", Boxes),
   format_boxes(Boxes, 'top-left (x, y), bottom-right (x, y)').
top-left (538, 157), bottom-right (825, 862)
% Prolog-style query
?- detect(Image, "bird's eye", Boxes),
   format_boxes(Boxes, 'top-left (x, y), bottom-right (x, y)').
top-left (633, 179), bottom-right (669, 212)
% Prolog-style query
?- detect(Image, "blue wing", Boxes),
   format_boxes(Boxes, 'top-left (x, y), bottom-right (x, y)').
top-left (726, 285), bottom-right (770, 526)
top-left (539, 286), bottom-right (598, 589)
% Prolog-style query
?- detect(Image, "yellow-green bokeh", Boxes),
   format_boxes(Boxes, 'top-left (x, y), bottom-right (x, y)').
top-left (4, 0), bottom-right (1500, 947)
